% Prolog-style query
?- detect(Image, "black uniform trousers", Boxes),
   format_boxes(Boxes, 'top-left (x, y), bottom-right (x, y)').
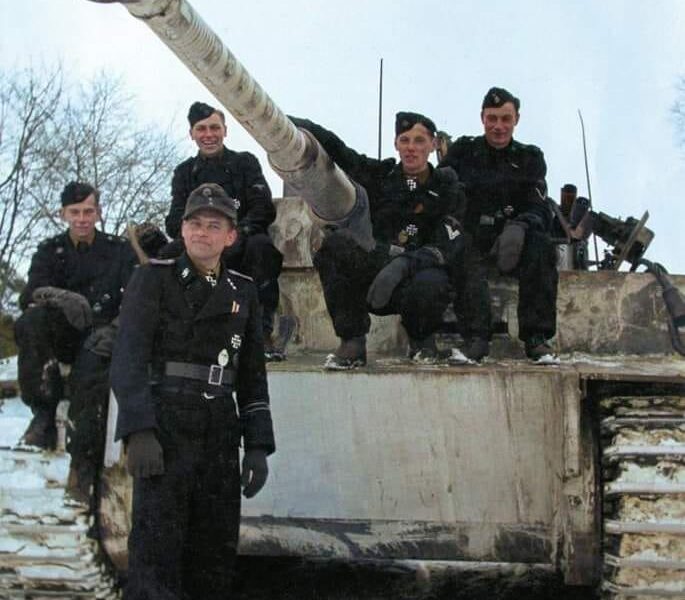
top-left (14, 306), bottom-right (83, 412)
top-left (125, 386), bottom-right (241, 600)
top-left (313, 231), bottom-right (452, 342)
top-left (463, 226), bottom-right (558, 343)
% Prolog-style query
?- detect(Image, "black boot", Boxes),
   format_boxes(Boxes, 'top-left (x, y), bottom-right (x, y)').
top-left (324, 336), bottom-right (367, 370)
top-left (524, 336), bottom-right (560, 365)
top-left (463, 337), bottom-right (490, 362)
top-left (408, 335), bottom-right (439, 364)
top-left (21, 407), bottom-right (57, 449)
top-left (263, 312), bottom-right (285, 362)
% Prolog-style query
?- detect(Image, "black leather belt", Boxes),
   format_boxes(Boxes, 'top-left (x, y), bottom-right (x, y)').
top-left (164, 361), bottom-right (236, 387)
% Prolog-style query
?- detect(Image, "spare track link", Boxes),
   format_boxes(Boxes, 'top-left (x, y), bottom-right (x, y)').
top-left (600, 395), bottom-right (685, 599)
top-left (0, 444), bottom-right (120, 599)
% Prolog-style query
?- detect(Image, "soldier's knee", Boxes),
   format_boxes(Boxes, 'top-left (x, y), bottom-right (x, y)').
top-left (242, 234), bottom-right (282, 273)
top-left (14, 306), bottom-right (52, 346)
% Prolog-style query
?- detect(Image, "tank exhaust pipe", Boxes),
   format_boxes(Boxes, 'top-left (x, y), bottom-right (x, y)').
top-left (84, 0), bottom-right (374, 250)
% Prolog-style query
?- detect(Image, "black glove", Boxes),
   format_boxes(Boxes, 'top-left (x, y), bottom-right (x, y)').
top-left (239, 221), bottom-right (260, 238)
top-left (32, 286), bottom-right (92, 331)
top-left (490, 221), bottom-right (528, 274)
top-left (366, 256), bottom-right (411, 310)
top-left (241, 448), bottom-right (268, 498)
top-left (135, 222), bottom-right (168, 258)
top-left (126, 429), bottom-right (164, 478)
top-left (84, 320), bottom-right (118, 358)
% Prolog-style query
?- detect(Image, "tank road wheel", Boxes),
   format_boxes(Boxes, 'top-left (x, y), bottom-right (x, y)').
top-left (0, 401), bottom-right (121, 599)
top-left (600, 395), bottom-right (685, 599)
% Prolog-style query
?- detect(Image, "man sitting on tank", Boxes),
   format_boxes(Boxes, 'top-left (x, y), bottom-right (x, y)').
top-left (439, 87), bottom-right (559, 364)
top-left (14, 182), bottom-right (137, 491)
top-left (289, 111), bottom-right (470, 369)
top-left (164, 101), bottom-right (284, 361)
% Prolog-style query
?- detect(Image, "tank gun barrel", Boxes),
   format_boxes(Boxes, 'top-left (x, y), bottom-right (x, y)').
top-left (86, 0), bottom-right (373, 248)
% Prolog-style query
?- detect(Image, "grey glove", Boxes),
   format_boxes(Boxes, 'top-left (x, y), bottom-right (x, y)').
top-left (126, 429), bottom-right (164, 478)
top-left (241, 448), bottom-right (268, 498)
top-left (366, 257), bottom-right (411, 310)
top-left (490, 221), bottom-right (528, 274)
top-left (84, 320), bottom-right (118, 357)
top-left (32, 286), bottom-right (92, 331)
top-left (388, 244), bottom-right (405, 257)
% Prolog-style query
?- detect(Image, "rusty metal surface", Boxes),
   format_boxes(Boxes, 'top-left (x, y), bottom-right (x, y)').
top-left (268, 353), bottom-right (685, 382)
top-left (238, 367), bottom-right (584, 568)
top-left (239, 517), bottom-right (553, 563)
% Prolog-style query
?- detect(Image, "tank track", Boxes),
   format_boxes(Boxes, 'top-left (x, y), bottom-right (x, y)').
top-left (600, 395), bottom-right (685, 599)
top-left (0, 407), bottom-right (120, 598)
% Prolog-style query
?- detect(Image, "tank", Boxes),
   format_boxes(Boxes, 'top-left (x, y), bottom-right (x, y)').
top-left (0, 1), bottom-right (684, 598)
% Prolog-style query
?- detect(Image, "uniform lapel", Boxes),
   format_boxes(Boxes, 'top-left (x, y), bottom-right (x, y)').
top-left (195, 268), bottom-right (243, 321)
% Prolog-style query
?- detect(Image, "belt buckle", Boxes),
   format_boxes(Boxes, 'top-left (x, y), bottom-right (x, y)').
top-left (208, 364), bottom-right (224, 386)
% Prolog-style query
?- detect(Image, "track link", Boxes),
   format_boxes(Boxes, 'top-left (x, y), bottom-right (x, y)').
top-left (601, 395), bottom-right (685, 599)
top-left (0, 399), bottom-right (120, 599)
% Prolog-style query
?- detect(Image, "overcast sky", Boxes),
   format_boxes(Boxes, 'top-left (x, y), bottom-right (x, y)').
top-left (2, 0), bottom-right (685, 272)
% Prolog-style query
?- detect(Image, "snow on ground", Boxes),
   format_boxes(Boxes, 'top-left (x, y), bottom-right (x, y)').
top-left (0, 355), bottom-right (17, 382)
top-left (0, 397), bottom-right (31, 448)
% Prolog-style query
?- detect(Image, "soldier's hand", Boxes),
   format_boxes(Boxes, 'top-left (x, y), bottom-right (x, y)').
top-left (241, 448), bottom-right (268, 498)
top-left (84, 322), bottom-right (118, 358)
top-left (126, 430), bottom-right (164, 478)
top-left (32, 286), bottom-right (93, 331)
top-left (366, 256), bottom-right (411, 310)
top-left (490, 221), bottom-right (528, 275)
top-left (135, 222), bottom-right (168, 258)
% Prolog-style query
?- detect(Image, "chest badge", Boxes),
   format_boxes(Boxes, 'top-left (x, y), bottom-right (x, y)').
top-left (231, 334), bottom-right (242, 349)
top-left (445, 224), bottom-right (461, 240)
top-left (231, 300), bottom-right (240, 314)
top-left (217, 349), bottom-right (229, 366)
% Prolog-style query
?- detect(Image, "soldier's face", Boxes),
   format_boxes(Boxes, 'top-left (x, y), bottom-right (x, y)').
top-left (394, 124), bottom-right (436, 175)
top-left (190, 112), bottom-right (227, 157)
top-left (481, 103), bottom-right (519, 149)
top-left (181, 211), bottom-right (237, 263)
top-left (60, 194), bottom-right (101, 243)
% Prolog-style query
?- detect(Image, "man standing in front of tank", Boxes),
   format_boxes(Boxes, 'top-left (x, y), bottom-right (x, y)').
top-left (111, 183), bottom-right (275, 600)
top-left (166, 101), bottom-right (284, 360)
top-left (15, 181), bottom-right (136, 452)
top-left (440, 87), bottom-right (559, 363)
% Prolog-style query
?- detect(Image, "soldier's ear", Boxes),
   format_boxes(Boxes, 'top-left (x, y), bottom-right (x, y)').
top-left (514, 112), bottom-right (520, 126)
top-left (224, 227), bottom-right (238, 248)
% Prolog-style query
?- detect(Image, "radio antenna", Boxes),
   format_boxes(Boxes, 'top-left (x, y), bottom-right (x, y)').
top-left (578, 109), bottom-right (600, 268)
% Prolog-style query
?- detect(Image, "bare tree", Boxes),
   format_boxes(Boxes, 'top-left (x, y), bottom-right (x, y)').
top-left (0, 66), bottom-right (64, 306)
top-left (0, 66), bottom-right (181, 311)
